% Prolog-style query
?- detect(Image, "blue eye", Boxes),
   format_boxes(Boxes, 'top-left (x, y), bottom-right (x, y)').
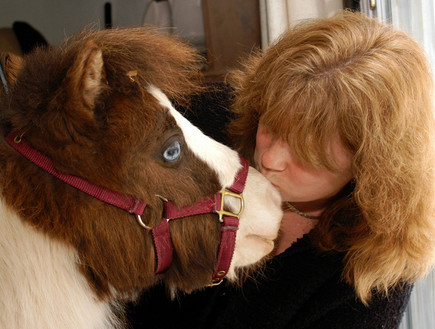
top-left (163, 140), bottom-right (181, 162)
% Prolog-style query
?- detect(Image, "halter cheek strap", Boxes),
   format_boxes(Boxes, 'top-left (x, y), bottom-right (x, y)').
top-left (212, 158), bottom-right (248, 284)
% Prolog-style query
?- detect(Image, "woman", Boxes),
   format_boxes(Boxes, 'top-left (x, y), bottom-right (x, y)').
top-left (128, 11), bottom-right (435, 329)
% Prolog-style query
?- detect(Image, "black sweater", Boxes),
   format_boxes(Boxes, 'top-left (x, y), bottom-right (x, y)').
top-left (126, 84), bottom-right (411, 329)
top-left (127, 236), bottom-right (410, 329)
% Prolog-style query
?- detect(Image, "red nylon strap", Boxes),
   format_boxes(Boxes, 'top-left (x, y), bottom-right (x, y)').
top-left (164, 193), bottom-right (221, 220)
top-left (228, 157), bottom-right (249, 194)
top-left (153, 195), bottom-right (221, 274)
top-left (209, 157), bottom-right (248, 283)
top-left (153, 194), bottom-right (222, 274)
top-left (153, 157), bottom-right (247, 281)
top-left (211, 216), bottom-right (239, 283)
top-left (5, 132), bottom-right (147, 216)
top-left (151, 220), bottom-right (174, 274)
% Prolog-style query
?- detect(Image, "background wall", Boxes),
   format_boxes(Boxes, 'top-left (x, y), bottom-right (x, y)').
top-left (0, 0), bottom-right (204, 46)
top-left (0, 0), bottom-right (344, 79)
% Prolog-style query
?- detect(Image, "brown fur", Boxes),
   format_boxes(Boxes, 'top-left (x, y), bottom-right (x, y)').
top-left (0, 27), bottom-right (224, 300)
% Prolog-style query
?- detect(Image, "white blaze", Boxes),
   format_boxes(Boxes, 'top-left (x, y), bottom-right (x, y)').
top-left (147, 85), bottom-right (241, 188)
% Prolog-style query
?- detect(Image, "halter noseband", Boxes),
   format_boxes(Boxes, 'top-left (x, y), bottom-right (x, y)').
top-left (5, 131), bottom-right (248, 285)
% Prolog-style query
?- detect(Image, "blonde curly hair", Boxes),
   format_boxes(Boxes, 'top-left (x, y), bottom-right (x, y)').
top-left (228, 11), bottom-right (435, 304)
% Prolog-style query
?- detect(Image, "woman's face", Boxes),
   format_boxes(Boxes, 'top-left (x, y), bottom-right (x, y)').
top-left (254, 123), bottom-right (353, 206)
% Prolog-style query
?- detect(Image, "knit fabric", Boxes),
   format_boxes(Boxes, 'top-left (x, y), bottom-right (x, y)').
top-left (127, 235), bottom-right (411, 329)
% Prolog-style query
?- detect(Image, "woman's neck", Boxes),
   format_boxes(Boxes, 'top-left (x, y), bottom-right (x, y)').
top-left (288, 200), bottom-right (328, 217)
top-left (273, 211), bottom-right (318, 256)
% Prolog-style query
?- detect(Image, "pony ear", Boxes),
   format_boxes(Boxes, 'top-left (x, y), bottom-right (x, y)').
top-left (66, 40), bottom-right (105, 112)
top-left (0, 53), bottom-right (23, 92)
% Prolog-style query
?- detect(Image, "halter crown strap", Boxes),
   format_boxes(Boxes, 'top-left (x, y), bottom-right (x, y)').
top-left (5, 132), bottom-right (147, 215)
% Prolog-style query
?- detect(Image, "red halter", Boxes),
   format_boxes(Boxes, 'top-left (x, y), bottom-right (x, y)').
top-left (153, 157), bottom-right (248, 284)
top-left (5, 131), bottom-right (248, 284)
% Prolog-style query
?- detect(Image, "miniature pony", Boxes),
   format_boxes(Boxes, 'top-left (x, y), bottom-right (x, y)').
top-left (0, 28), bottom-right (282, 329)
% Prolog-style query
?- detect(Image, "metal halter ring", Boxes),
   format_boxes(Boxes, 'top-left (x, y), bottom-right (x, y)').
top-left (135, 194), bottom-right (171, 230)
top-left (136, 215), bottom-right (152, 230)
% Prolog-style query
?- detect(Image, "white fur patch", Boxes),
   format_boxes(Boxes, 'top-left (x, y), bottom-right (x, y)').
top-left (147, 85), bottom-right (241, 187)
top-left (0, 198), bottom-right (120, 329)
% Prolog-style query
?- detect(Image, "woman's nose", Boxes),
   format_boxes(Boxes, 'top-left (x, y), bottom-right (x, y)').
top-left (260, 139), bottom-right (289, 172)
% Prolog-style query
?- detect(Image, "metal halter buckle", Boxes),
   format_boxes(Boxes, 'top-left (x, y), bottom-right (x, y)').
top-left (215, 188), bottom-right (245, 222)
